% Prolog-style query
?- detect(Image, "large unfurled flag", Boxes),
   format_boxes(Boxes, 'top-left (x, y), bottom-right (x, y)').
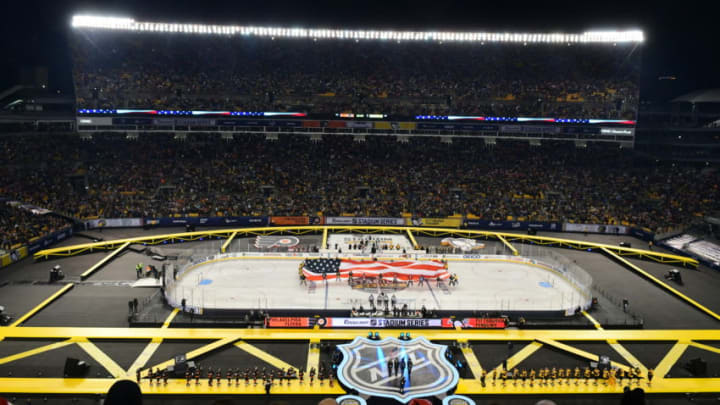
top-left (302, 258), bottom-right (448, 281)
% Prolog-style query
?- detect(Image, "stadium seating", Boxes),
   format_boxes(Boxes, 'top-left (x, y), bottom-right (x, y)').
top-left (71, 30), bottom-right (639, 119)
top-left (2, 134), bottom-right (717, 248)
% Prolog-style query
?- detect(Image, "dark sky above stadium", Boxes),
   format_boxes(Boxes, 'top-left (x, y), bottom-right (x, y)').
top-left (1, 0), bottom-right (716, 102)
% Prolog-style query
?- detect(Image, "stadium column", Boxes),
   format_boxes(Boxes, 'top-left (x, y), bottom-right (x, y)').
top-left (322, 228), bottom-right (328, 250)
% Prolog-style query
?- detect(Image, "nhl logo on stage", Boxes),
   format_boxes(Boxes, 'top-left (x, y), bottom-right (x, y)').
top-left (337, 336), bottom-right (459, 403)
top-left (254, 235), bottom-right (300, 248)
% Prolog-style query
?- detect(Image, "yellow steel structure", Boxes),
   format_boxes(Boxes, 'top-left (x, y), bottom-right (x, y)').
top-left (306, 338), bottom-right (321, 373)
top-left (33, 226), bottom-right (698, 267)
top-left (9, 283), bottom-right (74, 327)
top-left (2, 326), bottom-right (720, 395)
top-left (127, 309), bottom-right (181, 377)
top-left (220, 231), bottom-right (238, 253)
top-left (80, 241), bottom-right (130, 280)
top-left (6, 327), bottom-right (720, 341)
top-left (582, 310), bottom-right (603, 330)
top-left (497, 235), bottom-right (518, 256)
top-left (458, 339), bottom-right (484, 377)
top-left (2, 226), bottom-right (715, 397)
top-left (76, 338), bottom-right (126, 378)
top-left (406, 228), bottom-right (419, 249)
top-left (234, 341), bottom-right (296, 370)
top-left (602, 247), bottom-right (720, 321)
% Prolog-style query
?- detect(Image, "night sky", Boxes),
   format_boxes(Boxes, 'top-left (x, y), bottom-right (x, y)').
top-left (1, 0), bottom-right (716, 102)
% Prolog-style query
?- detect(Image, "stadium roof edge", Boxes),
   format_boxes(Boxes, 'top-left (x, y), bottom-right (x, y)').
top-left (70, 15), bottom-right (644, 44)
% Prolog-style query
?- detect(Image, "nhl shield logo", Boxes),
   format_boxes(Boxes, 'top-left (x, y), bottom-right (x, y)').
top-left (337, 336), bottom-right (459, 403)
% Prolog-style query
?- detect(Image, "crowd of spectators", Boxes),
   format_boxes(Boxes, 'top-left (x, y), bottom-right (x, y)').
top-left (0, 205), bottom-right (71, 252)
top-left (1, 134), bottom-right (717, 235)
top-left (72, 30), bottom-right (639, 119)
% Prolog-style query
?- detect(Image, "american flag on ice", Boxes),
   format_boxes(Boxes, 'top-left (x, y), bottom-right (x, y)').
top-left (302, 258), bottom-right (448, 281)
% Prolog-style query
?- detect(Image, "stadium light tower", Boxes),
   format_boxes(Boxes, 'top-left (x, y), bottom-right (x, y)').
top-left (71, 14), bottom-right (644, 44)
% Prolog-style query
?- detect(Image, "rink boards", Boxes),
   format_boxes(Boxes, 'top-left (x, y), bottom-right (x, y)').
top-left (165, 254), bottom-right (591, 315)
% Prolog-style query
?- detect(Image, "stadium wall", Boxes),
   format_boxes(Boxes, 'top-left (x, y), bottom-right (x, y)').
top-left (0, 227), bottom-right (72, 269)
top-left (81, 214), bottom-right (655, 241)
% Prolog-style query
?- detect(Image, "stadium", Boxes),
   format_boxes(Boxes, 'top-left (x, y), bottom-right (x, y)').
top-left (1, 5), bottom-right (720, 405)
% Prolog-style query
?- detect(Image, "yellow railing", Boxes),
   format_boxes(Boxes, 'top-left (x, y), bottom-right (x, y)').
top-left (34, 226), bottom-right (698, 267)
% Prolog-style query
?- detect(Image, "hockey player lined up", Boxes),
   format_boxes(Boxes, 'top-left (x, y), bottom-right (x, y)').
top-left (573, 367), bottom-right (581, 384)
top-left (309, 367), bottom-right (316, 384)
top-left (529, 369), bottom-right (536, 386)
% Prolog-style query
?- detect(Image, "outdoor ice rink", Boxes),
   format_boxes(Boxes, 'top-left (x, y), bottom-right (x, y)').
top-left (167, 257), bottom-right (589, 312)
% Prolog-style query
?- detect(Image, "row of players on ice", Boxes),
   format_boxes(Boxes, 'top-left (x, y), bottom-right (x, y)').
top-left (299, 271), bottom-right (459, 288)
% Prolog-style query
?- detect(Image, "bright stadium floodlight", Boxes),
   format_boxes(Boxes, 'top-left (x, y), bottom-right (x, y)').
top-left (70, 14), bottom-right (644, 43)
